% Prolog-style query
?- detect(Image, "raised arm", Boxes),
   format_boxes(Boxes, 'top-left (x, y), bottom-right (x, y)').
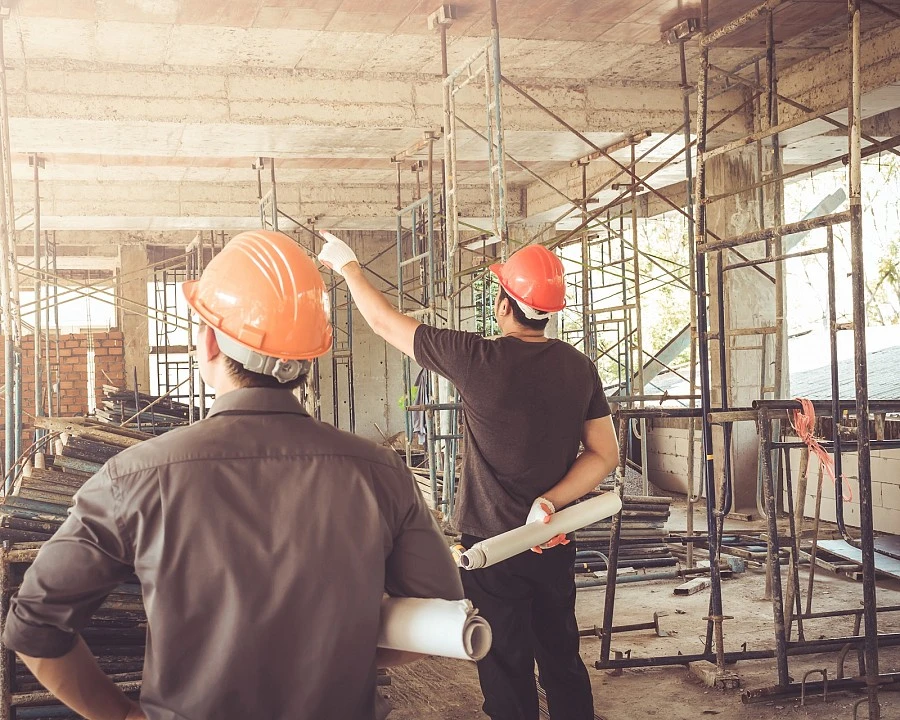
top-left (318, 232), bottom-right (420, 358)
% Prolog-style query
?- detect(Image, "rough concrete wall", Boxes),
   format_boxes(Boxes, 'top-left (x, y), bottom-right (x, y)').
top-left (787, 447), bottom-right (900, 533)
top-left (312, 230), bottom-right (406, 443)
top-left (0, 330), bottom-right (127, 441)
top-left (705, 146), bottom-right (775, 514)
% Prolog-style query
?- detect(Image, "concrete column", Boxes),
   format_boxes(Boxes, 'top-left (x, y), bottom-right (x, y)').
top-left (118, 244), bottom-right (151, 393)
top-left (705, 146), bottom-right (776, 514)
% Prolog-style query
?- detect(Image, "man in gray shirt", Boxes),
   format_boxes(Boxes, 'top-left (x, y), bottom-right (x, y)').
top-left (4, 230), bottom-right (463, 720)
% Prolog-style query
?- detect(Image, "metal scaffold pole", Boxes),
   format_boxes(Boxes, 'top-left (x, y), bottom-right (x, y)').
top-left (848, 0), bottom-right (880, 716)
top-left (0, 12), bottom-right (21, 489)
top-left (30, 156), bottom-right (44, 449)
top-left (693, 0), bottom-right (730, 684)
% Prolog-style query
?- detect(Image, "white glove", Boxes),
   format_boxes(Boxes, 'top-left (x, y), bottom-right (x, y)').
top-left (526, 497), bottom-right (555, 525)
top-left (526, 497), bottom-right (569, 554)
top-left (318, 231), bottom-right (359, 276)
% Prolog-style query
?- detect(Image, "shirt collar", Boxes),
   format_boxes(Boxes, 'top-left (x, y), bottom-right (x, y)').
top-left (206, 387), bottom-right (310, 418)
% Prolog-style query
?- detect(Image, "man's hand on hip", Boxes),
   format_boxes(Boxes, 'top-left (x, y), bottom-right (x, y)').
top-left (526, 497), bottom-right (568, 554)
top-left (318, 231), bottom-right (360, 276)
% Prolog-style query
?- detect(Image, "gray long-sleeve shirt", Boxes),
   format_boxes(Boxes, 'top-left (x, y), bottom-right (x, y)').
top-left (3, 387), bottom-right (463, 720)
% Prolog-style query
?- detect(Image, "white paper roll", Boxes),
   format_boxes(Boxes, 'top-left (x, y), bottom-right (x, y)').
top-left (378, 597), bottom-right (493, 661)
top-left (459, 492), bottom-right (623, 570)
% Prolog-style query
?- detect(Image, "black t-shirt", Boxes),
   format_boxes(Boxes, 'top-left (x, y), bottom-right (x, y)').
top-left (414, 325), bottom-right (611, 538)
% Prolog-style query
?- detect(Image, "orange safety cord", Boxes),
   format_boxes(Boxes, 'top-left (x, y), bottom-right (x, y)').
top-left (790, 397), bottom-right (853, 503)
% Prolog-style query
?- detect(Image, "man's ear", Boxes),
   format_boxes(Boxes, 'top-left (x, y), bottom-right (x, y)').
top-left (202, 324), bottom-right (221, 362)
top-left (496, 296), bottom-right (511, 318)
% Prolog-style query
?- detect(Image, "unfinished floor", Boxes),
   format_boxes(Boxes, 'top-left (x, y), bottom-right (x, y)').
top-left (386, 502), bottom-right (900, 720)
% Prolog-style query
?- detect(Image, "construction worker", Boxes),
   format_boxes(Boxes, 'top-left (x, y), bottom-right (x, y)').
top-left (3, 230), bottom-right (464, 720)
top-left (320, 233), bottom-right (619, 720)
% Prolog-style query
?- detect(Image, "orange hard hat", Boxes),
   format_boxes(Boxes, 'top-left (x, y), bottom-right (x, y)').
top-left (490, 245), bottom-right (566, 314)
top-left (183, 230), bottom-right (333, 374)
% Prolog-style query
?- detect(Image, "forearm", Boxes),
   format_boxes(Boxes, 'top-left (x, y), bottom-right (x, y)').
top-left (542, 450), bottom-right (617, 510)
top-left (18, 636), bottom-right (136, 720)
top-left (343, 264), bottom-right (397, 334)
top-left (342, 264), bottom-right (420, 356)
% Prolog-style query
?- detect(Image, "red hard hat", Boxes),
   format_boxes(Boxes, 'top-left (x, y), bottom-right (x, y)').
top-left (183, 230), bottom-right (333, 361)
top-left (489, 245), bottom-right (566, 313)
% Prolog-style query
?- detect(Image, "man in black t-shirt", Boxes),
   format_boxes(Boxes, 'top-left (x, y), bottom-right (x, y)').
top-left (320, 233), bottom-right (618, 720)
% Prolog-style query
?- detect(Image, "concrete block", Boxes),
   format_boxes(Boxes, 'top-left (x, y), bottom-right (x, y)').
top-left (881, 482), bottom-right (900, 511)
top-left (873, 506), bottom-right (900, 534)
top-left (870, 456), bottom-right (900, 487)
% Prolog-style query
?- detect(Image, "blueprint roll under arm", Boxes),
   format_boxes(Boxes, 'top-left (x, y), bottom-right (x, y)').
top-left (458, 492), bottom-right (624, 570)
top-left (378, 597), bottom-right (493, 661)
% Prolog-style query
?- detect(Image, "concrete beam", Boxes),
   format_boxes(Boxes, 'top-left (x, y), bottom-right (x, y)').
top-left (6, 61), bottom-right (749, 140)
top-left (776, 20), bottom-right (900, 125)
top-left (11, 180), bottom-right (512, 232)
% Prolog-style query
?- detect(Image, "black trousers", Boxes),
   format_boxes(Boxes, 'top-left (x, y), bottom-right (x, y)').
top-left (460, 535), bottom-right (594, 720)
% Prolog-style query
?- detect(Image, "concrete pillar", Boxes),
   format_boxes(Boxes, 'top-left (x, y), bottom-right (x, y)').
top-left (118, 244), bottom-right (151, 393)
top-left (705, 146), bottom-right (776, 515)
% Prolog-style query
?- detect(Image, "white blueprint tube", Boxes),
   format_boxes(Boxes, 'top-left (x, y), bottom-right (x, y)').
top-left (459, 492), bottom-right (623, 570)
top-left (378, 597), bottom-right (493, 661)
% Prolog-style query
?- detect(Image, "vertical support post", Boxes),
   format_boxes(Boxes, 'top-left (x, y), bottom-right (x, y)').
top-left (629, 144), bottom-right (650, 496)
top-left (767, 13), bottom-right (786, 402)
top-left (826, 227), bottom-right (842, 493)
top-left (31, 156), bottom-right (43, 446)
top-left (440, 23), bottom-right (459, 330)
top-left (848, 1), bottom-right (880, 716)
top-left (580, 165), bottom-right (593, 359)
top-left (43, 232), bottom-right (52, 418)
top-left (488, 0), bottom-right (508, 260)
top-left (196, 235), bottom-right (207, 420)
top-left (757, 409), bottom-right (790, 686)
top-left (696, 0), bottom-right (727, 670)
top-left (599, 414), bottom-right (628, 663)
top-left (680, 39), bottom-right (699, 568)
top-left (50, 232), bottom-right (60, 418)
top-left (0, 13), bottom-right (20, 487)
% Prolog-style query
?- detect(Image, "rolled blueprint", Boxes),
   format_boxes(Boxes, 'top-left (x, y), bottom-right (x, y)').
top-left (458, 492), bottom-right (623, 570)
top-left (378, 597), bottom-right (493, 661)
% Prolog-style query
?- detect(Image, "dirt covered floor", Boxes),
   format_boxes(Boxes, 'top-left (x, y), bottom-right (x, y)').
top-left (385, 507), bottom-right (900, 719)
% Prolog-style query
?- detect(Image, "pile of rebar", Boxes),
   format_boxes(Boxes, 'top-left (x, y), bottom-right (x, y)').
top-left (574, 490), bottom-right (675, 573)
top-left (96, 386), bottom-right (199, 434)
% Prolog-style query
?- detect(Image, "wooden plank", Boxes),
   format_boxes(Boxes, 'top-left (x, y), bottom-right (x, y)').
top-left (35, 417), bottom-right (148, 447)
top-left (53, 455), bottom-right (103, 475)
top-left (15, 487), bottom-right (74, 506)
top-left (1, 495), bottom-right (69, 517)
top-left (674, 577), bottom-right (712, 596)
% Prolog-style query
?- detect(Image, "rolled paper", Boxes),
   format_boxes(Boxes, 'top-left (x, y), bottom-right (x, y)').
top-left (378, 597), bottom-right (493, 661)
top-left (459, 492), bottom-right (624, 570)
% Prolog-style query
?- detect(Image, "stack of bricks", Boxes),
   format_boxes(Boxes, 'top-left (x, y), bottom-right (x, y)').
top-left (0, 330), bottom-right (127, 439)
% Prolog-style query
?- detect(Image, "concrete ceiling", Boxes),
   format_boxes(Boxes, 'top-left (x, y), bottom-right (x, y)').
top-left (5, 0), bottom-right (900, 247)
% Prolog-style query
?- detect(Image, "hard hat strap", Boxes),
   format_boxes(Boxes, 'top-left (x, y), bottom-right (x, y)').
top-left (213, 330), bottom-right (310, 384)
top-left (510, 295), bottom-right (552, 321)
